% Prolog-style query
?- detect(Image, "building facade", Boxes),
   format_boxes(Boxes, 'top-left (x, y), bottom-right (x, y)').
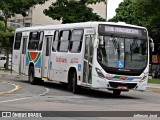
top-left (8, 0), bottom-right (106, 27)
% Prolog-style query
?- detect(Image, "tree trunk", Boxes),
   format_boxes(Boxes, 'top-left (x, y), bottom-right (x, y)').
top-left (4, 17), bottom-right (9, 70)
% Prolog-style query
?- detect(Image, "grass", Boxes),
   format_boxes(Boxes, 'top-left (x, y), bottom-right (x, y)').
top-left (0, 67), bottom-right (12, 71)
top-left (148, 78), bottom-right (160, 84)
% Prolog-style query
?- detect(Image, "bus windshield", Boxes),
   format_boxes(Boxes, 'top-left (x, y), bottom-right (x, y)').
top-left (97, 36), bottom-right (148, 70)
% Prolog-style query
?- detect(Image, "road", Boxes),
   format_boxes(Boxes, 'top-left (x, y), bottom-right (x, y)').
top-left (0, 71), bottom-right (160, 119)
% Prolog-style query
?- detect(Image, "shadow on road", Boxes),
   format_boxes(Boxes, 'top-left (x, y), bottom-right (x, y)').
top-left (14, 79), bottom-right (141, 100)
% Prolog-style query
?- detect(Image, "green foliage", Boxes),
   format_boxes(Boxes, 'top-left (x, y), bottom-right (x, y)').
top-left (85, 0), bottom-right (105, 4)
top-left (0, 20), bottom-right (14, 69)
top-left (44, 0), bottom-right (105, 23)
top-left (0, 21), bottom-right (14, 47)
top-left (108, 0), bottom-right (139, 25)
top-left (109, 0), bottom-right (160, 53)
top-left (148, 79), bottom-right (160, 84)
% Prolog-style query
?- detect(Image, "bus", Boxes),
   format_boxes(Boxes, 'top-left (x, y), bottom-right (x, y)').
top-left (12, 22), bottom-right (152, 95)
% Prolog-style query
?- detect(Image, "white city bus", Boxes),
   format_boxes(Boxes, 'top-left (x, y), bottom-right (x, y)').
top-left (12, 22), bottom-right (151, 95)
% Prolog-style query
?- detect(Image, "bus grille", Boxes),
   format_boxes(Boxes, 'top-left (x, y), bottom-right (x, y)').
top-left (109, 82), bottom-right (137, 89)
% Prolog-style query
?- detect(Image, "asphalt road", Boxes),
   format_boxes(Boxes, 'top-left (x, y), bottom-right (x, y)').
top-left (0, 71), bottom-right (160, 120)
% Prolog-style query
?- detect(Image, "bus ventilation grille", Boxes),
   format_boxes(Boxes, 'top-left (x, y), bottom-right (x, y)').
top-left (109, 82), bottom-right (137, 89)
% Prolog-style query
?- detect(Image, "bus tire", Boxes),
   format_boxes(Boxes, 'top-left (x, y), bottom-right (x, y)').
top-left (113, 90), bottom-right (121, 96)
top-left (68, 70), bottom-right (79, 94)
top-left (72, 72), bottom-right (79, 94)
top-left (28, 66), bottom-right (37, 85)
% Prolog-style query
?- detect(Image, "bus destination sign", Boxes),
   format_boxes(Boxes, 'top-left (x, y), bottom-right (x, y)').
top-left (98, 24), bottom-right (147, 38)
top-left (105, 26), bottom-right (139, 35)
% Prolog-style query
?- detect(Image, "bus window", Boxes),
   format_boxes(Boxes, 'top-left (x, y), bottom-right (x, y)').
top-left (70, 29), bottom-right (83, 53)
top-left (14, 32), bottom-right (22, 50)
top-left (28, 32), bottom-right (39, 50)
top-left (58, 30), bottom-right (71, 52)
top-left (38, 31), bottom-right (44, 51)
top-left (52, 31), bottom-right (59, 52)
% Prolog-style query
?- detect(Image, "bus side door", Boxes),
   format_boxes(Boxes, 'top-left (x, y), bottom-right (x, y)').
top-left (42, 34), bottom-right (53, 78)
top-left (20, 34), bottom-right (28, 74)
top-left (83, 29), bottom-right (95, 85)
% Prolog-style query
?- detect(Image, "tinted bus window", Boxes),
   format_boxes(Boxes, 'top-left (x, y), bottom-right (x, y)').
top-left (58, 30), bottom-right (71, 52)
top-left (70, 29), bottom-right (83, 53)
top-left (14, 32), bottom-right (22, 50)
top-left (52, 31), bottom-right (59, 52)
top-left (28, 32), bottom-right (39, 50)
top-left (38, 31), bottom-right (44, 51)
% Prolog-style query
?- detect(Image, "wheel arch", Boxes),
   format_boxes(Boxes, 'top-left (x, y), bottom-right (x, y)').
top-left (68, 67), bottom-right (77, 83)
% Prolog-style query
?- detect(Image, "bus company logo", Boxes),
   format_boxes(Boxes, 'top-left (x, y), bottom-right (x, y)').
top-left (120, 76), bottom-right (128, 80)
top-left (28, 52), bottom-right (40, 61)
top-left (71, 58), bottom-right (79, 63)
top-left (27, 52), bottom-right (41, 63)
top-left (56, 57), bottom-right (67, 63)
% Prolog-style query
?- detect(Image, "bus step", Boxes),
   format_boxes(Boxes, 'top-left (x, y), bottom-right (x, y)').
top-left (42, 77), bottom-right (48, 81)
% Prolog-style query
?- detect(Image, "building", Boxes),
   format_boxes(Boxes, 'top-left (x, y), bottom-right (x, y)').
top-left (8, 0), bottom-right (106, 27)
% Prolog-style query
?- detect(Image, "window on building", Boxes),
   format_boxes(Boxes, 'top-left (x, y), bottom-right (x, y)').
top-left (14, 32), bottom-right (22, 50)
top-left (52, 31), bottom-right (59, 52)
top-left (70, 29), bottom-right (83, 53)
top-left (58, 30), bottom-right (71, 52)
top-left (28, 32), bottom-right (39, 50)
top-left (25, 23), bottom-right (31, 27)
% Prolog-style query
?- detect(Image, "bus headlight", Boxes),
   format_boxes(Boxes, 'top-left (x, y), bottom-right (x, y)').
top-left (95, 68), bottom-right (105, 78)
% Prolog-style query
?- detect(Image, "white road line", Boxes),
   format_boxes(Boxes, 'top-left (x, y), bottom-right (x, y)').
top-left (39, 88), bottom-right (49, 96)
top-left (0, 96), bottom-right (32, 104)
top-left (0, 88), bottom-right (49, 104)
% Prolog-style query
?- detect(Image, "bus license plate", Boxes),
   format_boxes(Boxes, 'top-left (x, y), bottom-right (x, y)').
top-left (117, 86), bottom-right (128, 90)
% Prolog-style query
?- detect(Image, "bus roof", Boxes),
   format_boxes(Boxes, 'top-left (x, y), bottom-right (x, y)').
top-left (15, 21), bottom-right (147, 32)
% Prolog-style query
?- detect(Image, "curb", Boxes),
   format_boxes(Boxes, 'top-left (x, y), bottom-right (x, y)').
top-left (147, 84), bottom-right (160, 89)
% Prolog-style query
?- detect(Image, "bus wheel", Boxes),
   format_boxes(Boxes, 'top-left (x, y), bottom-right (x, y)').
top-left (28, 66), bottom-right (37, 85)
top-left (70, 71), bottom-right (79, 94)
top-left (113, 90), bottom-right (121, 96)
top-left (72, 72), bottom-right (79, 94)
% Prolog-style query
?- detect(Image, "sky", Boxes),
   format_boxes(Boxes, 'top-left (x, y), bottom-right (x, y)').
top-left (107, 0), bottom-right (123, 20)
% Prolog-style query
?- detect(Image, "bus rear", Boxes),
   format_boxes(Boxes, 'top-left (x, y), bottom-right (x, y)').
top-left (92, 23), bottom-right (149, 95)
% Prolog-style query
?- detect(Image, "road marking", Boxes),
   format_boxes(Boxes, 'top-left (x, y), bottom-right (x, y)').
top-left (39, 88), bottom-right (49, 96)
top-left (0, 97), bottom-right (32, 104)
top-left (0, 88), bottom-right (49, 104)
top-left (0, 82), bottom-right (21, 95)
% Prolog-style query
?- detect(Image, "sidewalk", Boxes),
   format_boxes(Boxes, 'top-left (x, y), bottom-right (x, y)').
top-left (0, 70), bottom-right (19, 76)
top-left (147, 83), bottom-right (160, 89)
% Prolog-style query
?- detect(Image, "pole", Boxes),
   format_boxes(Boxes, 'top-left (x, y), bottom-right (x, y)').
top-left (106, 0), bottom-right (108, 21)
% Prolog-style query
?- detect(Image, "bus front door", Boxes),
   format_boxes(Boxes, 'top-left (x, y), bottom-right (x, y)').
top-left (42, 36), bottom-right (53, 78)
top-left (83, 35), bottom-right (94, 85)
top-left (20, 36), bottom-right (28, 74)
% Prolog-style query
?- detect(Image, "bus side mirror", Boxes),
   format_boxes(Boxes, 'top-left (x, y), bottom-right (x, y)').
top-left (150, 42), bottom-right (154, 52)
top-left (149, 37), bottom-right (154, 52)
top-left (94, 39), bottom-right (99, 48)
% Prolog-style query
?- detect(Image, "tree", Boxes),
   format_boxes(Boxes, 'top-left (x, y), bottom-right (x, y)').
top-left (44, 0), bottom-right (105, 23)
top-left (0, 21), bottom-right (14, 69)
top-left (0, 0), bottom-right (48, 69)
top-left (108, 0), bottom-right (142, 25)
top-left (109, 0), bottom-right (160, 53)
top-left (133, 0), bottom-right (160, 53)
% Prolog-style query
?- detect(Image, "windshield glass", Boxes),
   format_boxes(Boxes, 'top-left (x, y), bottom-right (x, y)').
top-left (97, 36), bottom-right (148, 70)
